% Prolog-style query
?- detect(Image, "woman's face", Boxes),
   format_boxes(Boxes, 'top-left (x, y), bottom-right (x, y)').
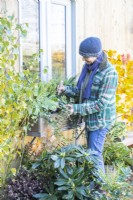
top-left (82, 56), bottom-right (97, 65)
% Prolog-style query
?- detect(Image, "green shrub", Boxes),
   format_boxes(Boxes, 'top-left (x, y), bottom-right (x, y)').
top-left (98, 167), bottom-right (133, 200)
top-left (103, 122), bottom-right (133, 167)
top-left (32, 144), bottom-right (100, 200)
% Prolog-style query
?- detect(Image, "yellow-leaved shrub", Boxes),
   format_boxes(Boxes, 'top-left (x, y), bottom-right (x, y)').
top-left (106, 50), bottom-right (133, 129)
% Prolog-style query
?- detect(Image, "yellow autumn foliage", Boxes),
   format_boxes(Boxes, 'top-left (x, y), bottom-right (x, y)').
top-left (106, 50), bottom-right (133, 128)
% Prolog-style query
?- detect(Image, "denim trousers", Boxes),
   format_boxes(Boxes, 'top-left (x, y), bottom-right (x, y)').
top-left (86, 128), bottom-right (109, 173)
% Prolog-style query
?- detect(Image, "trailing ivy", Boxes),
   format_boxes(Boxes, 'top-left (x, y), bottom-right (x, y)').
top-left (0, 15), bottom-right (64, 187)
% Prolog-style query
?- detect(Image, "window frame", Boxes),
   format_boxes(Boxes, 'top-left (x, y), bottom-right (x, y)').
top-left (39, 0), bottom-right (76, 81)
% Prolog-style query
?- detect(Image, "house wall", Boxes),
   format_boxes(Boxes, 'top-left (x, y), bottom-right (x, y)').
top-left (1, 0), bottom-right (133, 67)
top-left (0, 0), bottom-right (18, 17)
top-left (76, 0), bottom-right (133, 70)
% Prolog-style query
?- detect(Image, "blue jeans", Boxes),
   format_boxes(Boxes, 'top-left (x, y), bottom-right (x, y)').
top-left (86, 128), bottom-right (109, 173)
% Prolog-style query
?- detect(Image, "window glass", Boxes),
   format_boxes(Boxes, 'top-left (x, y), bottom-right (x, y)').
top-left (51, 3), bottom-right (66, 79)
top-left (21, 0), bottom-right (39, 72)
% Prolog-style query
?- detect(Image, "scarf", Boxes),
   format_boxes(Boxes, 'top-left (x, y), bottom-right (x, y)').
top-left (77, 52), bottom-right (103, 99)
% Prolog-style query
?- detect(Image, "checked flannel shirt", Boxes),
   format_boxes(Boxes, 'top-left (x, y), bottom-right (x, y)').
top-left (65, 53), bottom-right (118, 131)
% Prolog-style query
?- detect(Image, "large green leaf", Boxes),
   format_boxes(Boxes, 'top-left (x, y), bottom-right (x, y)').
top-left (59, 169), bottom-right (69, 179)
top-left (76, 186), bottom-right (88, 197)
top-left (54, 179), bottom-right (68, 186)
top-left (61, 158), bottom-right (65, 169)
top-left (54, 159), bottom-right (61, 168)
top-left (33, 193), bottom-right (49, 199)
top-left (51, 155), bottom-right (58, 161)
top-left (57, 186), bottom-right (70, 191)
top-left (62, 191), bottom-right (74, 200)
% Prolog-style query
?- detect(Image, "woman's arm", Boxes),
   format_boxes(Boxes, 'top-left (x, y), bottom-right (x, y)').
top-left (72, 70), bottom-right (118, 116)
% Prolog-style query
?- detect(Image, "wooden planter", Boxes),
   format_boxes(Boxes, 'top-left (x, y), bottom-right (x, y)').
top-left (28, 118), bottom-right (47, 137)
top-left (27, 114), bottom-right (84, 137)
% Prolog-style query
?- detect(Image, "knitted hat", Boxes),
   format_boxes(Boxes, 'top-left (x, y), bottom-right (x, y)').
top-left (79, 37), bottom-right (102, 57)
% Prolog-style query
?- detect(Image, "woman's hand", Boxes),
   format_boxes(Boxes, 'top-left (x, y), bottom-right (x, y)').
top-left (66, 104), bottom-right (74, 115)
top-left (57, 81), bottom-right (65, 94)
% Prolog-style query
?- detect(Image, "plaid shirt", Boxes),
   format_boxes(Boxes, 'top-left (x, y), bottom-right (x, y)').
top-left (65, 53), bottom-right (118, 131)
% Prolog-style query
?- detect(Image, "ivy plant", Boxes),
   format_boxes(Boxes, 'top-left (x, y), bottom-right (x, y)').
top-left (0, 14), bottom-right (61, 187)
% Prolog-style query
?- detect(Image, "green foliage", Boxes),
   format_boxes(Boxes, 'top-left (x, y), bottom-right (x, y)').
top-left (63, 76), bottom-right (77, 87)
top-left (0, 15), bottom-right (28, 186)
top-left (98, 167), bottom-right (133, 200)
top-left (0, 14), bottom-right (78, 187)
top-left (106, 121), bottom-right (126, 141)
top-left (23, 49), bottom-right (43, 72)
top-left (103, 122), bottom-right (133, 166)
top-left (104, 142), bottom-right (133, 166)
top-left (0, 15), bottom-right (28, 70)
top-left (0, 67), bottom-right (62, 186)
top-left (5, 144), bottom-right (133, 200)
top-left (0, 15), bottom-right (62, 187)
top-left (32, 144), bottom-right (100, 200)
top-left (40, 76), bottom-right (79, 132)
top-left (33, 183), bottom-right (59, 200)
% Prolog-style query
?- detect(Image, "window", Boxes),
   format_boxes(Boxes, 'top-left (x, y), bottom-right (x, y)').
top-left (18, 0), bottom-right (39, 73)
top-left (51, 3), bottom-right (66, 79)
top-left (18, 0), bottom-right (76, 79)
top-left (39, 0), bottom-right (76, 81)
